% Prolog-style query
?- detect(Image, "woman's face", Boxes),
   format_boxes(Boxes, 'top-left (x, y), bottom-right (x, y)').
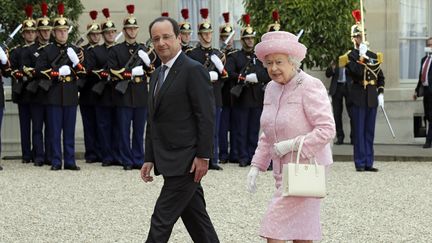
top-left (264, 53), bottom-right (297, 84)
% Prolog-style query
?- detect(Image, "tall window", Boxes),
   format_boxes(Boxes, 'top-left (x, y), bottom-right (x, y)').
top-left (400, 0), bottom-right (431, 81)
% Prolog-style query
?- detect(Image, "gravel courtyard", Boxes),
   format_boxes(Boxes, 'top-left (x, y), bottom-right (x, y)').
top-left (0, 161), bottom-right (431, 242)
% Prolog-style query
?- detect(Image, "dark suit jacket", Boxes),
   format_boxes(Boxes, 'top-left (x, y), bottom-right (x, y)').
top-left (415, 55), bottom-right (432, 97)
top-left (325, 66), bottom-right (352, 96)
top-left (144, 52), bottom-right (215, 177)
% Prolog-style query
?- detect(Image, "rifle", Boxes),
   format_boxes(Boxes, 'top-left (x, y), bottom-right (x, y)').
top-left (91, 69), bottom-right (109, 95)
top-left (114, 45), bottom-right (145, 94)
top-left (39, 25), bottom-right (94, 91)
top-left (230, 56), bottom-right (256, 97)
top-left (0, 24), bottom-right (22, 50)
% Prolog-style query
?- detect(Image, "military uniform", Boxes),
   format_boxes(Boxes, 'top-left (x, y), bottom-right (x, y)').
top-left (179, 8), bottom-right (193, 52)
top-left (35, 3), bottom-right (85, 170)
top-left (79, 11), bottom-right (103, 163)
top-left (186, 9), bottom-right (228, 170)
top-left (226, 16), bottom-right (270, 166)
top-left (0, 55), bottom-right (10, 170)
top-left (108, 5), bottom-right (156, 170)
top-left (345, 10), bottom-right (385, 171)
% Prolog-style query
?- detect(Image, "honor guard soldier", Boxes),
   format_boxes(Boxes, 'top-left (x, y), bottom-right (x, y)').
top-left (87, 8), bottom-right (121, 167)
top-left (9, 5), bottom-right (37, 164)
top-left (218, 11), bottom-right (237, 164)
top-left (80, 10), bottom-right (102, 164)
top-left (267, 10), bottom-right (281, 32)
top-left (226, 14), bottom-right (270, 167)
top-left (30, 1), bottom-right (53, 166)
top-left (179, 8), bottom-right (193, 52)
top-left (345, 9), bottom-right (384, 172)
top-left (0, 41), bottom-right (11, 170)
top-left (108, 5), bottom-right (157, 170)
top-left (186, 8), bottom-right (228, 170)
top-left (35, 2), bottom-right (85, 171)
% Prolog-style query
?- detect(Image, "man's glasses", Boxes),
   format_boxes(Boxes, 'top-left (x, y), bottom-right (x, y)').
top-left (151, 34), bottom-right (175, 44)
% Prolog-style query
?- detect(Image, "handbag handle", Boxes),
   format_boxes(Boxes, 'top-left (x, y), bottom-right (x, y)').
top-left (292, 135), bottom-right (320, 175)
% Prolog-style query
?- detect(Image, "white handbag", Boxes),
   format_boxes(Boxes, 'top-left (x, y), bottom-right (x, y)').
top-left (282, 136), bottom-right (326, 198)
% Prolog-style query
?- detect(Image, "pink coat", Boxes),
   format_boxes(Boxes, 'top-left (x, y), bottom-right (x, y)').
top-left (251, 71), bottom-right (335, 240)
top-left (252, 71), bottom-right (335, 180)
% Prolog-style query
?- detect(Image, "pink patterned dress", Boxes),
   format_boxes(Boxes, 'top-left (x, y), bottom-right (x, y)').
top-left (251, 70), bottom-right (335, 241)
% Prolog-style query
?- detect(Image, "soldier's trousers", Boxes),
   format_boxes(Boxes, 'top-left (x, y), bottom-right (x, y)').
top-left (18, 104), bottom-right (32, 162)
top-left (351, 105), bottom-right (377, 169)
top-left (218, 106), bottom-right (234, 161)
top-left (30, 103), bottom-right (45, 163)
top-left (80, 104), bottom-right (101, 161)
top-left (95, 106), bottom-right (115, 163)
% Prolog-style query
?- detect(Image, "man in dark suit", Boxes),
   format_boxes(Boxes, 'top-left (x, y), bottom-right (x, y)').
top-left (141, 16), bottom-right (219, 243)
top-left (414, 37), bottom-right (432, 148)
top-left (326, 58), bottom-right (354, 145)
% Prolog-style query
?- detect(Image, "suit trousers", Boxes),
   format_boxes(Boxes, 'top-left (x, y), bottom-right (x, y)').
top-left (332, 83), bottom-right (353, 141)
top-left (218, 106), bottom-right (234, 161)
top-left (146, 175), bottom-right (219, 243)
top-left (351, 105), bottom-right (377, 169)
top-left (211, 107), bottom-right (222, 166)
top-left (18, 104), bottom-right (32, 161)
top-left (422, 87), bottom-right (432, 140)
top-left (0, 108), bottom-right (3, 157)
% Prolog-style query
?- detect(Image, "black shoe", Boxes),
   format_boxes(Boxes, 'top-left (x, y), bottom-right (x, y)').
top-left (64, 165), bottom-right (81, 171)
top-left (22, 160), bottom-right (31, 164)
top-left (356, 167), bottom-right (365, 172)
top-left (229, 159), bottom-right (239, 164)
top-left (239, 161), bottom-right (248, 167)
top-left (365, 167), bottom-right (378, 172)
top-left (0, 165), bottom-right (3, 170)
top-left (85, 159), bottom-right (97, 164)
top-left (44, 160), bottom-right (52, 166)
top-left (133, 164), bottom-right (143, 170)
top-left (123, 165), bottom-right (133, 170)
top-left (50, 165), bottom-right (61, 171)
top-left (335, 138), bottom-right (344, 145)
top-left (423, 141), bottom-right (431, 148)
top-left (102, 161), bottom-right (113, 167)
top-left (34, 162), bottom-right (44, 167)
top-left (219, 159), bottom-right (228, 164)
top-left (209, 164), bottom-right (223, 170)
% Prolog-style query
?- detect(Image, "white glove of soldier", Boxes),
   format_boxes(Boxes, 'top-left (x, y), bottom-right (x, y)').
top-left (66, 47), bottom-right (80, 67)
top-left (210, 54), bottom-right (224, 74)
top-left (0, 47), bottom-right (7, 65)
top-left (378, 93), bottom-right (384, 108)
top-left (138, 50), bottom-right (151, 67)
top-left (274, 138), bottom-right (299, 157)
top-left (359, 43), bottom-right (368, 58)
top-left (209, 71), bottom-right (218, 81)
top-left (131, 65), bottom-right (144, 77)
top-left (59, 65), bottom-right (71, 76)
top-left (246, 166), bottom-right (259, 193)
top-left (245, 73), bottom-right (258, 83)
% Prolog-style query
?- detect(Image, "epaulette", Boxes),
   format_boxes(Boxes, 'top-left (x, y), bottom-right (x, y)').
top-left (376, 52), bottom-right (384, 64)
top-left (338, 50), bottom-right (351, 67)
top-left (9, 44), bottom-right (21, 52)
top-left (37, 43), bottom-right (50, 50)
top-left (185, 47), bottom-right (196, 54)
top-left (227, 49), bottom-right (239, 56)
top-left (106, 42), bottom-right (118, 49)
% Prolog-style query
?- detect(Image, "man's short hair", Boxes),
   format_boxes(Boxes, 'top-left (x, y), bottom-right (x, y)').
top-left (149, 17), bottom-right (180, 38)
top-left (426, 37), bottom-right (432, 45)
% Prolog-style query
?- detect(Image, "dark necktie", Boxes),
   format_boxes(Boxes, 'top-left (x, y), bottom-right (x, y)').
top-left (421, 56), bottom-right (431, 86)
top-left (154, 65), bottom-right (168, 97)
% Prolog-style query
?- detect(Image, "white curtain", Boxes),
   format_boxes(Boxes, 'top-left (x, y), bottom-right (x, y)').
top-left (399, 0), bottom-right (430, 79)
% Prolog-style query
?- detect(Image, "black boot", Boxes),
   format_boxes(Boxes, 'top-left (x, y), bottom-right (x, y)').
top-left (423, 139), bottom-right (431, 148)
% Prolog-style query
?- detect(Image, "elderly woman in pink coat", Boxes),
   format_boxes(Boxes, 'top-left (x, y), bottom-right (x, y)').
top-left (246, 31), bottom-right (336, 243)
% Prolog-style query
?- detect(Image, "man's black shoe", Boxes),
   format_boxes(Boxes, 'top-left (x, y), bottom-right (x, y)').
top-left (239, 161), bottom-right (248, 167)
top-left (50, 165), bottom-right (61, 171)
top-left (356, 167), bottom-right (365, 172)
top-left (123, 165), bottom-right (133, 170)
top-left (423, 141), bottom-right (431, 148)
top-left (133, 164), bottom-right (143, 170)
top-left (85, 160), bottom-right (97, 164)
top-left (34, 162), bottom-right (44, 167)
top-left (22, 160), bottom-right (31, 164)
top-left (335, 139), bottom-right (343, 145)
top-left (64, 165), bottom-right (81, 171)
top-left (365, 167), bottom-right (378, 172)
top-left (209, 164), bottom-right (223, 170)
top-left (102, 162), bottom-right (112, 167)
top-left (0, 165), bottom-right (3, 170)
top-left (219, 159), bottom-right (228, 164)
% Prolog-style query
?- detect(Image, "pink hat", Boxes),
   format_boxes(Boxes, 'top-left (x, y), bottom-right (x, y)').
top-left (255, 31), bottom-right (307, 62)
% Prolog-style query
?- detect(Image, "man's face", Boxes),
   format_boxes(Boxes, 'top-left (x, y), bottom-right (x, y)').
top-left (199, 32), bottom-right (212, 46)
top-left (124, 27), bottom-right (139, 40)
top-left (103, 30), bottom-right (116, 44)
top-left (150, 20), bottom-right (181, 63)
top-left (180, 32), bottom-right (191, 45)
top-left (22, 30), bottom-right (36, 43)
top-left (88, 32), bottom-right (101, 44)
top-left (38, 29), bottom-right (51, 42)
top-left (426, 39), bottom-right (432, 48)
top-left (53, 28), bottom-right (68, 44)
top-left (242, 37), bottom-right (255, 49)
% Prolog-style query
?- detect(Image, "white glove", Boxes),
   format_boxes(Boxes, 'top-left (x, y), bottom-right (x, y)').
top-left (328, 95), bottom-right (333, 103)
top-left (359, 43), bottom-right (368, 57)
top-left (0, 47), bottom-right (7, 65)
top-left (274, 138), bottom-right (298, 157)
top-left (378, 93), bottom-right (384, 108)
top-left (245, 73), bottom-right (258, 83)
top-left (246, 166), bottom-right (259, 193)
top-left (58, 65), bottom-right (71, 76)
top-left (209, 71), bottom-right (218, 81)
top-left (66, 47), bottom-right (79, 67)
top-left (210, 54), bottom-right (224, 74)
top-left (138, 50), bottom-right (151, 67)
top-left (131, 65), bottom-right (144, 77)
